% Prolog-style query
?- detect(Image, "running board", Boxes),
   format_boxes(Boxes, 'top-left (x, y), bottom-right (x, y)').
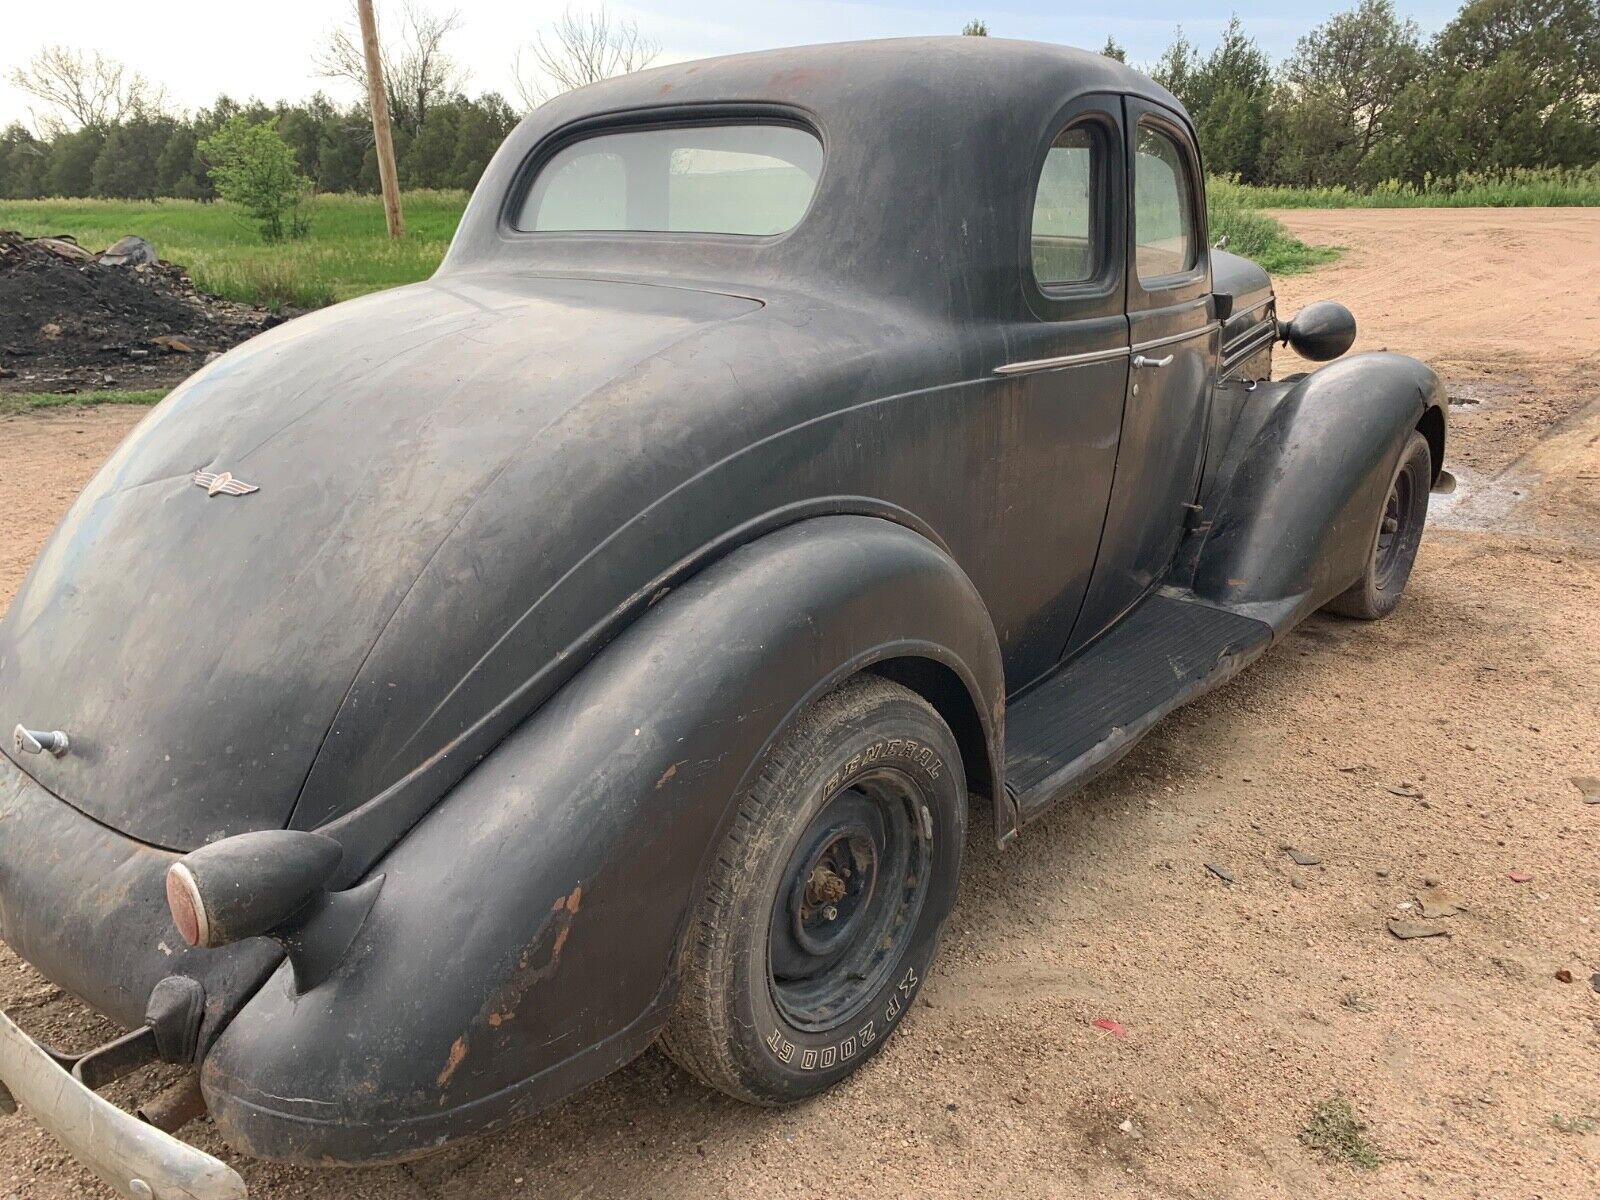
top-left (1004, 593), bottom-right (1273, 821)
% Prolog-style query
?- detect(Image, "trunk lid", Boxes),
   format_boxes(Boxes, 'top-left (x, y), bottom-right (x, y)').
top-left (0, 274), bottom-right (757, 848)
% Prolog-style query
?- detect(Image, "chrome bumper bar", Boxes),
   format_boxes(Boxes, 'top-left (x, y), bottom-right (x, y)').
top-left (0, 1009), bottom-right (245, 1200)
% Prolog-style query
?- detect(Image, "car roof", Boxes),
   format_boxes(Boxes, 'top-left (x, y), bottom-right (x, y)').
top-left (531, 36), bottom-right (1181, 126)
top-left (443, 37), bottom-right (1192, 319)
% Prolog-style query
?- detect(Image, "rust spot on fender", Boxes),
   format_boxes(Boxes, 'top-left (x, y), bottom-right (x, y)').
top-left (436, 1037), bottom-right (468, 1088)
top-left (470, 885), bottom-right (585, 1036)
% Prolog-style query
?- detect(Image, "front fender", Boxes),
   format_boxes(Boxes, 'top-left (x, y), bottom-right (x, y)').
top-left (1193, 352), bottom-right (1442, 626)
top-left (201, 516), bottom-right (1002, 1164)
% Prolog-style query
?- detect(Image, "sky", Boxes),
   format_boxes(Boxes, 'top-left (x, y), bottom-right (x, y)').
top-left (2, 0), bottom-right (1467, 130)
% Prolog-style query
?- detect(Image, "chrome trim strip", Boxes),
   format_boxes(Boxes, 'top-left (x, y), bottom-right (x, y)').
top-left (0, 1010), bottom-right (246, 1200)
top-left (993, 345), bottom-right (1131, 377)
top-left (1131, 322), bottom-right (1221, 354)
top-left (995, 321), bottom-right (1222, 378)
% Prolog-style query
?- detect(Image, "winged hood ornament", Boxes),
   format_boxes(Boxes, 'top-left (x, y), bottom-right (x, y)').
top-left (193, 470), bottom-right (259, 497)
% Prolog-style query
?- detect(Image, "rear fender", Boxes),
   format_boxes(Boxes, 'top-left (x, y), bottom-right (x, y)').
top-left (1193, 352), bottom-right (1443, 627)
top-left (200, 516), bottom-right (1002, 1164)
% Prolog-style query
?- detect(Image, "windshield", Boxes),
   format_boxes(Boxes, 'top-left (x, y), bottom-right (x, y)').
top-left (517, 124), bottom-right (823, 236)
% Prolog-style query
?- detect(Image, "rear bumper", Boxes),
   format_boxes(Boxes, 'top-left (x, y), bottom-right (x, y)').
top-left (0, 751), bottom-right (281, 1042)
top-left (0, 1009), bottom-right (245, 1200)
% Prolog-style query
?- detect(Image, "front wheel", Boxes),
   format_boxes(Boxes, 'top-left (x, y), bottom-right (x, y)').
top-left (659, 675), bottom-right (966, 1104)
top-left (1325, 430), bottom-right (1432, 620)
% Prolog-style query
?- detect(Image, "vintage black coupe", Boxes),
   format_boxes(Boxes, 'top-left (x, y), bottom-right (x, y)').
top-left (0, 37), bottom-right (1445, 1197)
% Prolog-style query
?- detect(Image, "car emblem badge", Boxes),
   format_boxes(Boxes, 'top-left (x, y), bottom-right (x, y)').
top-left (192, 470), bottom-right (259, 498)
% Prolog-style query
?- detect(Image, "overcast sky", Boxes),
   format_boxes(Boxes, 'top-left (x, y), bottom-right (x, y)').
top-left (3, 0), bottom-right (1465, 129)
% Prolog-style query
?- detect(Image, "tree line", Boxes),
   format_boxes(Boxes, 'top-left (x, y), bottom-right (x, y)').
top-left (0, 0), bottom-right (1595, 204)
top-left (0, 90), bottom-right (522, 203)
top-left (1109, 0), bottom-right (1597, 187)
top-left (0, 2), bottom-right (655, 203)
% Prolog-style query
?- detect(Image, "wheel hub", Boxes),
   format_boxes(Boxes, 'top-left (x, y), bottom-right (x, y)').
top-left (1374, 469), bottom-right (1415, 589)
top-left (767, 772), bottom-right (932, 1032)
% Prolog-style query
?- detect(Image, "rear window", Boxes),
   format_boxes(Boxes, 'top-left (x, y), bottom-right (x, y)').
top-left (517, 124), bottom-right (823, 236)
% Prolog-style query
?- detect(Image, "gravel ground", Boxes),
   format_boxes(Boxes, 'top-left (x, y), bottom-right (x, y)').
top-left (1, 207), bottom-right (1596, 1198)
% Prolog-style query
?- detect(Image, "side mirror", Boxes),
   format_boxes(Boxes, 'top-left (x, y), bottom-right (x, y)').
top-left (1278, 301), bottom-right (1356, 362)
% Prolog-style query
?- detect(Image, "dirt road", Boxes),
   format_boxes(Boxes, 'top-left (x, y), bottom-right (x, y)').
top-left (2, 208), bottom-right (1597, 1198)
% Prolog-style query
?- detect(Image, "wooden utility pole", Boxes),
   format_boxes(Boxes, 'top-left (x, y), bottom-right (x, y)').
top-left (357, 0), bottom-right (404, 239)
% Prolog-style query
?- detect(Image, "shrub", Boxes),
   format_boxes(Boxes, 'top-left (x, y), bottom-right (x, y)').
top-left (199, 116), bottom-right (314, 242)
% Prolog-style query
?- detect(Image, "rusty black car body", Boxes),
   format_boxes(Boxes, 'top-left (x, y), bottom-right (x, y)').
top-left (0, 37), bottom-right (1445, 1196)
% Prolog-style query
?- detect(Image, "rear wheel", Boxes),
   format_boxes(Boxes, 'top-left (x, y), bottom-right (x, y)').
top-left (660, 675), bottom-right (965, 1104)
top-left (1326, 430), bottom-right (1432, 620)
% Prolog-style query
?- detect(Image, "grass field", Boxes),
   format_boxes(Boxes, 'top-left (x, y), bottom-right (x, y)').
top-left (0, 192), bottom-right (467, 310)
top-left (0, 389), bottom-right (168, 417)
top-left (3, 184), bottom-right (1342, 314)
top-left (1212, 165), bottom-right (1600, 210)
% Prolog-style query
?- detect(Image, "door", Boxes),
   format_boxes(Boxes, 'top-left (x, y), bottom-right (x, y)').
top-left (979, 98), bottom-right (1129, 689)
top-left (1065, 99), bottom-right (1216, 651)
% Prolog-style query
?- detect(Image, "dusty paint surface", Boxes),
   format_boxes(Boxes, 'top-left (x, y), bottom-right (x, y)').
top-left (1, 208), bottom-right (1597, 1197)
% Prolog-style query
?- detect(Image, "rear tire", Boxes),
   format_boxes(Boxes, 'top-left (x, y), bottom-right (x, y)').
top-left (659, 675), bottom-right (965, 1104)
top-left (1326, 430), bottom-right (1432, 620)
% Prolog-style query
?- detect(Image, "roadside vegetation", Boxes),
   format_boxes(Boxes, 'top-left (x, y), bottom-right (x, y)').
top-left (0, 388), bottom-right (167, 417)
top-left (1212, 165), bottom-right (1600, 210)
top-left (1206, 188), bottom-right (1340, 274)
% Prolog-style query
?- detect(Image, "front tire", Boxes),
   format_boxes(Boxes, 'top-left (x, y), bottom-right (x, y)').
top-left (660, 675), bottom-right (966, 1104)
top-left (1326, 430), bottom-right (1432, 620)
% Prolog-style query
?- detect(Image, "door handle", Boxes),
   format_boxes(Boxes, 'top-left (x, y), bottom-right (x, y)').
top-left (1132, 353), bottom-right (1174, 369)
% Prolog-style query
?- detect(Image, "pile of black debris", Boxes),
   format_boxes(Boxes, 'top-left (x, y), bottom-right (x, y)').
top-left (0, 231), bottom-right (285, 393)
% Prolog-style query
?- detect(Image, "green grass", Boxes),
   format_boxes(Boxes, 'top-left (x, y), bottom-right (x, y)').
top-left (0, 192), bottom-right (467, 310)
top-left (0, 185), bottom-right (1343, 315)
top-left (1212, 165), bottom-right (1600, 210)
top-left (1300, 1095), bottom-right (1382, 1169)
top-left (0, 388), bottom-right (168, 417)
top-left (1208, 188), bottom-right (1342, 274)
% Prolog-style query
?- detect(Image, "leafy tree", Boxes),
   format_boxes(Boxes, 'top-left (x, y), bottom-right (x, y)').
top-left (1101, 36), bottom-right (1127, 62)
top-left (316, 117), bottom-right (369, 192)
top-left (91, 114), bottom-right (177, 200)
top-left (962, 19), bottom-right (989, 36)
top-left (154, 125), bottom-right (208, 199)
top-left (1150, 27), bottom-right (1199, 98)
top-left (45, 126), bottom-right (106, 197)
top-left (199, 116), bottom-right (314, 241)
top-left (0, 124), bottom-right (48, 198)
top-left (1155, 19), bottom-right (1273, 181)
top-left (1270, 0), bottom-right (1424, 186)
top-left (1376, 0), bottom-right (1600, 180)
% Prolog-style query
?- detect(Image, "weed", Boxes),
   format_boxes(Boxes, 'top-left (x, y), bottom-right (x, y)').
top-left (1300, 1094), bottom-right (1381, 1169)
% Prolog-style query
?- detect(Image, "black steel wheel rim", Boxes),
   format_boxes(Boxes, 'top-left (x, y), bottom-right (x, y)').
top-left (1374, 467), bottom-right (1415, 590)
top-left (767, 768), bottom-right (933, 1033)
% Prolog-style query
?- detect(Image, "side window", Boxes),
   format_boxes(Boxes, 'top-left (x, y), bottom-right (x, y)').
top-left (1030, 126), bottom-right (1100, 287)
top-left (1134, 125), bottom-right (1198, 281)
